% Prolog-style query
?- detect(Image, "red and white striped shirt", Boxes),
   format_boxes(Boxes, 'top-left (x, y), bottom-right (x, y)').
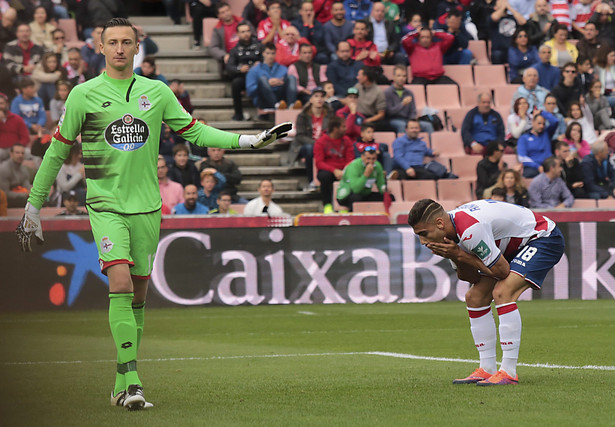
top-left (448, 200), bottom-right (555, 267)
top-left (551, 0), bottom-right (572, 30)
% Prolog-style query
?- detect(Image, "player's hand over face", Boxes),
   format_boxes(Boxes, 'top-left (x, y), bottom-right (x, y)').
top-left (425, 237), bottom-right (460, 260)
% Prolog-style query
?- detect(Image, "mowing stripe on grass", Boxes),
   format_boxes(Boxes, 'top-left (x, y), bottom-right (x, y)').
top-left (4, 351), bottom-right (615, 371)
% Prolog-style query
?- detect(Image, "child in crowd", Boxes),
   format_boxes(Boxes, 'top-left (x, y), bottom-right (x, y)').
top-left (49, 80), bottom-right (72, 125)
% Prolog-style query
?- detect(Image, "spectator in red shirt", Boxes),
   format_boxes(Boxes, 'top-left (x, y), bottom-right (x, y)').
top-left (209, 2), bottom-right (253, 75)
top-left (313, 0), bottom-right (335, 23)
top-left (257, 0), bottom-right (291, 45)
top-left (335, 87), bottom-right (365, 140)
top-left (347, 19), bottom-right (381, 67)
top-left (402, 27), bottom-right (458, 86)
top-left (314, 115), bottom-right (355, 213)
top-left (0, 92), bottom-right (29, 161)
top-left (275, 25), bottom-right (313, 67)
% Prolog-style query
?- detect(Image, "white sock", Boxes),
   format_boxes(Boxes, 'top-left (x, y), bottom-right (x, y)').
top-left (468, 305), bottom-right (497, 374)
top-left (497, 302), bottom-right (522, 377)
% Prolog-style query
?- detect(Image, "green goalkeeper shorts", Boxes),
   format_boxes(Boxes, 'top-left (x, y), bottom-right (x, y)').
top-left (89, 209), bottom-right (161, 279)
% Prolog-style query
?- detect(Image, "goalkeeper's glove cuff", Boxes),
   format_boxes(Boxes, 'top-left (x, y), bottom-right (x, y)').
top-left (25, 201), bottom-right (40, 215)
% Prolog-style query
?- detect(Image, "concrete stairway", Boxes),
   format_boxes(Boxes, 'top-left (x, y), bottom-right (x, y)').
top-left (132, 16), bottom-right (322, 215)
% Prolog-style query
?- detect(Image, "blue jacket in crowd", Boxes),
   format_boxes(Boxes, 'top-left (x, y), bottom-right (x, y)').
top-left (461, 107), bottom-right (505, 149)
top-left (516, 111), bottom-right (558, 170)
top-left (10, 94), bottom-right (46, 129)
top-left (246, 62), bottom-right (288, 107)
top-left (532, 61), bottom-right (561, 91)
top-left (392, 135), bottom-right (434, 170)
top-left (344, 0), bottom-right (372, 22)
top-left (508, 46), bottom-right (539, 82)
top-left (581, 153), bottom-right (615, 199)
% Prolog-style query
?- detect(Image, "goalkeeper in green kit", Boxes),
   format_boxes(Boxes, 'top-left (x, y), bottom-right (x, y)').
top-left (16, 17), bottom-right (291, 411)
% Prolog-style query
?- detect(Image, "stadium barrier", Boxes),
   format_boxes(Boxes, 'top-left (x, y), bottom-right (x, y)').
top-left (2, 212), bottom-right (615, 311)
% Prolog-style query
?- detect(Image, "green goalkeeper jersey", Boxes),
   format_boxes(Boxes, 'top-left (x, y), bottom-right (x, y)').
top-left (29, 72), bottom-right (240, 214)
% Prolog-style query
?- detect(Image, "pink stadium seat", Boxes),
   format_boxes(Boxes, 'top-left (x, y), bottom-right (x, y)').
top-left (597, 199), bottom-right (615, 209)
top-left (468, 40), bottom-right (490, 65)
top-left (474, 65), bottom-right (508, 89)
top-left (501, 154), bottom-right (521, 169)
top-left (353, 202), bottom-right (386, 213)
top-left (275, 110), bottom-right (300, 138)
top-left (460, 85), bottom-right (487, 107)
top-left (494, 106), bottom-right (511, 121)
top-left (388, 201), bottom-right (413, 219)
top-left (439, 200), bottom-right (468, 211)
top-left (387, 180), bottom-right (403, 202)
top-left (426, 84), bottom-right (460, 110)
top-left (58, 19), bottom-right (79, 42)
top-left (444, 107), bottom-right (471, 132)
top-left (430, 132), bottom-right (465, 157)
top-left (374, 131), bottom-right (397, 144)
top-left (230, 203), bottom-right (245, 214)
top-left (404, 84), bottom-right (425, 111)
top-left (443, 65), bottom-right (474, 86)
top-left (402, 180), bottom-right (437, 201)
top-left (493, 85), bottom-right (521, 108)
top-left (381, 65), bottom-right (396, 81)
top-left (573, 199), bottom-right (597, 209)
top-left (438, 179), bottom-right (474, 201)
top-left (228, 0), bottom-right (249, 16)
top-left (450, 156), bottom-right (481, 179)
top-left (202, 18), bottom-right (218, 46)
top-left (406, 66), bottom-right (413, 82)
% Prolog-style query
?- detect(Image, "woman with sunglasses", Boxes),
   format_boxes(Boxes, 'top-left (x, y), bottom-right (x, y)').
top-left (508, 28), bottom-right (538, 84)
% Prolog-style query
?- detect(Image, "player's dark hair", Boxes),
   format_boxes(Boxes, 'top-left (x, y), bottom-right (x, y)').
top-left (101, 17), bottom-right (138, 43)
top-left (299, 43), bottom-right (312, 52)
top-left (327, 116), bottom-right (344, 134)
top-left (408, 199), bottom-right (445, 227)
top-left (542, 156), bottom-right (558, 173)
top-left (172, 144), bottom-right (189, 156)
top-left (264, 42), bottom-right (276, 52)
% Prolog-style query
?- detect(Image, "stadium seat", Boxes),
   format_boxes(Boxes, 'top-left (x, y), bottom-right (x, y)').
top-left (375, 131), bottom-right (397, 155)
top-left (404, 84), bottom-right (425, 111)
top-left (438, 200), bottom-right (466, 211)
top-left (387, 180), bottom-right (403, 202)
top-left (437, 179), bottom-right (474, 201)
top-left (493, 105), bottom-right (511, 121)
top-left (460, 85), bottom-right (488, 107)
top-left (493, 85), bottom-right (521, 108)
top-left (597, 199), bottom-right (615, 208)
top-left (443, 107), bottom-right (471, 132)
top-left (473, 65), bottom-right (508, 89)
top-left (275, 110), bottom-right (300, 139)
top-left (468, 40), bottom-right (490, 65)
top-left (430, 132), bottom-right (465, 157)
top-left (57, 18), bottom-right (78, 43)
top-left (501, 154), bottom-right (521, 169)
top-left (228, 0), bottom-right (250, 16)
top-left (443, 65), bottom-right (474, 86)
top-left (202, 18), bottom-right (218, 46)
top-left (353, 201), bottom-right (386, 213)
top-left (573, 199), bottom-right (597, 209)
top-left (426, 84), bottom-right (460, 110)
top-left (450, 155), bottom-right (481, 179)
top-left (406, 66), bottom-right (413, 82)
top-left (381, 65), bottom-right (396, 81)
top-left (230, 203), bottom-right (245, 214)
top-left (402, 180), bottom-right (437, 200)
top-left (388, 201), bottom-right (413, 219)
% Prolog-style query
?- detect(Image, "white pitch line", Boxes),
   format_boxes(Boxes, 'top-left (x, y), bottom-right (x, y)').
top-left (4, 351), bottom-right (615, 371)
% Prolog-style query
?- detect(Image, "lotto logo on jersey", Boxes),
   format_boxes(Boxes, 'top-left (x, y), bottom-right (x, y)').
top-left (104, 114), bottom-right (150, 151)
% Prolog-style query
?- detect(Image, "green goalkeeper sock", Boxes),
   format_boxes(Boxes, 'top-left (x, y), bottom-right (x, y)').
top-left (109, 293), bottom-right (141, 388)
top-left (132, 302), bottom-right (145, 352)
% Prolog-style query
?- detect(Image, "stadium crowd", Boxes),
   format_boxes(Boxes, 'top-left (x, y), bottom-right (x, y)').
top-left (2, 0), bottom-right (615, 216)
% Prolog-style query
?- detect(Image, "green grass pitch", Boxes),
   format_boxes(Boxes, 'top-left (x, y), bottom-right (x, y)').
top-left (1, 300), bottom-right (614, 426)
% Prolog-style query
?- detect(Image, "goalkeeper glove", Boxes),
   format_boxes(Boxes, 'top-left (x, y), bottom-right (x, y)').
top-left (239, 122), bottom-right (292, 149)
top-left (16, 201), bottom-right (44, 252)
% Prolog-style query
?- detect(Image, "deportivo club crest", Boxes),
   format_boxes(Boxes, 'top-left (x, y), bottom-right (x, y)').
top-left (104, 113), bottom-right (150, 152)
top-left (139, 95), bottom-right (152, 111)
